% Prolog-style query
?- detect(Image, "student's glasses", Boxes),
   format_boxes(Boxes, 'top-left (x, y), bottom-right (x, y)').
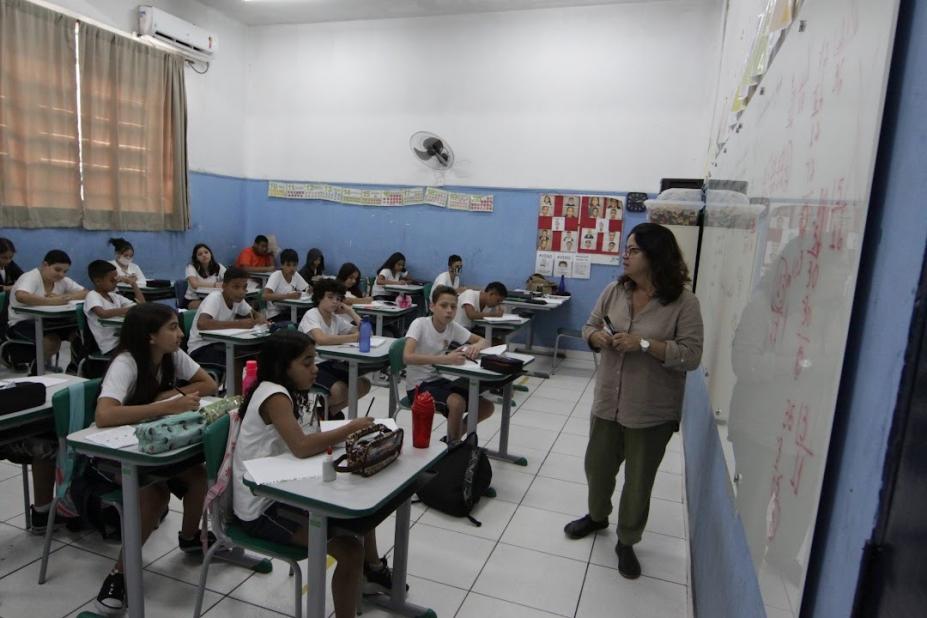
top-left (623, 246), bottom-right (642, 257)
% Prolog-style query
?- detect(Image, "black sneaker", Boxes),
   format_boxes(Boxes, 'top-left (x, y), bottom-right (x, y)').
top-left (29, 505), bottom-right (50, 536)
top-left (615, 541), bottom-right (641, 579)
top-left (179, 530), bottom-right (216, 554)
top-left (95, 570), bottom-right (127, 615)
top-left (363, 557), bottom-right (409, 595)
top-left (563, 514), bottom-right (608, 539)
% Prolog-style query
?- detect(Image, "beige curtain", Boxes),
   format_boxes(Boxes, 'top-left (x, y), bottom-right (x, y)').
top-left (0, 0), bottom-right (81, 227)
top-left (79, 22), bottom-right (189, 230)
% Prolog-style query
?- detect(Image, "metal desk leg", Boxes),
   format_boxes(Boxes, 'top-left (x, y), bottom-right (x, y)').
top-left (467, 378), bottom-right (480, 436)
top-left (22, 465), bottom-right (31, 529)
top-left (347, 361), bottom-right (359, 419)
top-left (306, 512), bottom-right (328, 618)
top-left (224, 343), bottom-right (236, 395)
top-left (121, 463), bottom-right (145, 618)
top-left (485, 382), bottom-right (528, 466)
top-left (375, 315), bottom-right (384, 337)
top-left (34, 316), bottom-right (45, 376)
top-left (291, 306), bottom-right (298, 323)
top-left (368, 498), bottom-right (435, 617)
top-left (484, 324), bottom-right (494, 343)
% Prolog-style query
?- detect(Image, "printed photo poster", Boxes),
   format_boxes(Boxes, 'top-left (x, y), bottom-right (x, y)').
top-left (537, 194), bottom-right (582, 253)
top-left (553, 254), bottom-right (573, 277)
top-left (535, 251), bottom-right (555, 276)
top-left (578, 194), bottom-right (624, 264)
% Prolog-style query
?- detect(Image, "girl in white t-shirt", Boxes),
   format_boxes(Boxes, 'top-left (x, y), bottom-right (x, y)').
top-left (92, 303), bottom-right (218, 614)
top-left (371, 252), bottom-right (410, 299)
top-left (184, 243), bottom-right (226, 309)
top-left (232, 331), bottom-right (406, 617)
top-left (335, 262), bottom-right (374, 305)
top-left (108, 237), bottom-right (147, 287)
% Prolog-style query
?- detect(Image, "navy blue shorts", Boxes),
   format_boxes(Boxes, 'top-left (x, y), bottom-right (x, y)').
top-left (190, 343), bottom-right (226, 366)
top-left (9, 318), bottom-right (77, 342)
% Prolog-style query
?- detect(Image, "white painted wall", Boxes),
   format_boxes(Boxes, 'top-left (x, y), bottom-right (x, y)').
top-left (43, 0), bottom-right (249, 177)
top-left (243, 1), bottom-right (723, 190)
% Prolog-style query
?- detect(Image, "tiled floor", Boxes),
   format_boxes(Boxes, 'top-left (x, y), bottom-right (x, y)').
top-left (0, 355), bottom-right (691, 617)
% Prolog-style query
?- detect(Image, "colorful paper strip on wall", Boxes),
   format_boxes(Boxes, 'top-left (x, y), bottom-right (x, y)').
top-left (268, 181), bottom-right (493, 213)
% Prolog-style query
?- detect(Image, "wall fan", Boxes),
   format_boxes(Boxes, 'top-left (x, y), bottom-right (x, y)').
top-left (410, 131), bottom-right (455, 170)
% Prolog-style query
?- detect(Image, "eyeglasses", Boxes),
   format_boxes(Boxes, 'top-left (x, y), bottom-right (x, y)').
top-left (623, 246), bottom-right (642, 257)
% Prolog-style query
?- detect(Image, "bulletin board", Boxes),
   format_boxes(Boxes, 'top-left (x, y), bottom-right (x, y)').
top-left (535, 193), bottom-right (622, 279)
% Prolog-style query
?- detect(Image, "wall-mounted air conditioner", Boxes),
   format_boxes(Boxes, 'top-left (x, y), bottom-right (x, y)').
top-left (138, 5), bottom-right (218, 63)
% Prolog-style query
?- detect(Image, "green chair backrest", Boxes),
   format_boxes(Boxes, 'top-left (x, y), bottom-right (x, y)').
top-left (422, 283), bottom-right (433, 315)
top-left (203, 414), bottom-right (231, 483)
top-left (388, 337), bottom-right (406, 375)
top-left (52, 379), bottom-right (102, 437)
top-left (181, 309), bottom-right (197, 339)
top-left (255, 289), bottom-right (266, 312)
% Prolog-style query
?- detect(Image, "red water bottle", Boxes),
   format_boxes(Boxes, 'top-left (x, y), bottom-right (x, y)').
top-left (411, 388), bottom-right (436, 448)
top-left (242, 360), bottom-right (258, 397)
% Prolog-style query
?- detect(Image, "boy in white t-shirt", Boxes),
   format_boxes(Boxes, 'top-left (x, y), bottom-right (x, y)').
top-left (432, 254), bottom-right (465, 293)
top-left (454, 281), bottom-right (508, 330)
top-left (263, 249), bottom-right (310, 323)
top-left (298, 279), bottom-right (371, 419)
top-left (403, 285), bottom-right (492, 442)
top-left (8, 249), bottom-right (87, 372)
top-left (187, 266), bottom-right (266, 393)
top-left (83, 260), bottom-right (144, 355)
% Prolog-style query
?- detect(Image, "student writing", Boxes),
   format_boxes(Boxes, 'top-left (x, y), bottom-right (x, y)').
top-left (335, 262), bottom-right (374, 305)
top-left (84, 260), bottom-right (144, 356)
top-left (370, 252), bottom-right (410, 300)
top-left (263, 248), bottom-right (310, 323)
top-left (454, 281), bottom-right (508, 330)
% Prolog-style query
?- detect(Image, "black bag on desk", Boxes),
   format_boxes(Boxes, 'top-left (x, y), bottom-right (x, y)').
top-left (480, 354), bottom-right (524, 375)
top-left (145, 279), bottom-right (172, 288)
top-left (0, 382), bottom-right (46, 415)
top-left (416, 433), bottom-right (492, 526)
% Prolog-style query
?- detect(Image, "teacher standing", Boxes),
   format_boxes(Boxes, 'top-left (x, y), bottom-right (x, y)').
top-left (564, 222), bottom-right (703, 579)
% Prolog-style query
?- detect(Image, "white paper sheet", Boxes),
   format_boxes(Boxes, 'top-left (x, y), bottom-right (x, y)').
top-left (0, 375), bottom-right (69, 387)
top-left (346, 336), bottom-right (387, 348)
top-left (482, 314), bottom-right (524, 323)
top-left (243, 452), bottom-right (325, 485)
top-left (85, 426), bottom-right (138, 449)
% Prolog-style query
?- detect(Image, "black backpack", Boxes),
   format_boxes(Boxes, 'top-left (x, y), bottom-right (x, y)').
top-left (416, 433), bottom-right (492, 526)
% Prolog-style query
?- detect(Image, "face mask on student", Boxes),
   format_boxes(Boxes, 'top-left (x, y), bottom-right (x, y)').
top-left (117, 256), bottom-right (133, 267)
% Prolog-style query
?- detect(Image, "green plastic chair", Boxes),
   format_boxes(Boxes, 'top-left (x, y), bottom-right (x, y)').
top-left (73, 305), bottom-right (112, 378)
top-left (38, 380), bottom-right (121, 584)
top-left (193, 415), bottom-right (302, 618)
top-left (181, 309), bottom-right (197, 340)
top-left (0, 291), bottom-right (36, 371)
top-left (388, 337), bottom-right (411, 416)
top-left (422, 283), bottom-right (433, 316)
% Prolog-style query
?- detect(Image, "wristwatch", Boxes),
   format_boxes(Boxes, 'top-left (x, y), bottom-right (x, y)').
top-left (640, 338), bottom-right (651, 353)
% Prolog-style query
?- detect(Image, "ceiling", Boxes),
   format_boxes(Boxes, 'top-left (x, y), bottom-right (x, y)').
top-left (197, 0), bottom-right (710, 26)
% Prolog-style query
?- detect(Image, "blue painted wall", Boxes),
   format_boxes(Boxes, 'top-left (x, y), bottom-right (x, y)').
top-left (0, 172), bottom-right (248, 288)
top-left (804, 0), bottom-right (927, 615)
top-left (243, 179), bottom-right (649, 349)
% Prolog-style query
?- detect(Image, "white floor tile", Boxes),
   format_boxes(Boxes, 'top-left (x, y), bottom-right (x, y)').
top-left (402, 522), bottom-right (495, 588)
top-left (486, 466), bottom-right (535, 503)
top-left (229, 556), bottom-right (336, 617)
top-left (501, 505), bottom-right (595, 562)
top-left (551, 432), bottom-right (590, 456)
top-left (356, 574), bottom-right (467, 618)
top-left (146, 546), bottom-right (256, 595)
top-left (473, 544), bottom-right (586, 617)
top-left (590, 527), bottom-right (688, 585)
top-left (487, 425), bottom-right (560, 452)
top-left (533, 384), bottom-right (586, 402)
top-left (0, 520), bottom-right (64, 578)
top-left (659, 450), bottom-right (684, 475)
top-left (510, 408), bottom-right (568, 433)
top-left (457, 591), bottom-right (566, 618)
top-left (201, 596), bottom-right (290, 617)
top-left (0, 474), bottom-right (28, 522)
top-left (561, 415), bottom-right (592, 437)
top-left (0, 462), bottom-right (22, 483)
top-left (667, 432), bottom-right (684, 454)
top-left (417, 497), bottom-right (517, 541)
top-left (69, 509), bottom-right (189, 566)
top-left (519, 396), bottom-right (576, 416)
top-left (486, 444), bottom-right (551, 476)
top-left (538, 451), bottom-right (588, 485)
top-left (522, 477), bottom-right (589, 518)
top-left (765, 604), bottom-right (797, 618)
top-left (577, 564), bottom-right (687, 618)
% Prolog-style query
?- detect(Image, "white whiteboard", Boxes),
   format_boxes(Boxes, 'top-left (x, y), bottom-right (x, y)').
top-left (697, 0), bottom-right (899, 615)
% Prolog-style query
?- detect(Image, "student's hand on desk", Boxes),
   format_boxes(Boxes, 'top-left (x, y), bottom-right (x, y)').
top-left (445, 349), bottom-right (468, 365)
top-left (45, 294), bottom-right (70, 305)
top-left (460, 345), bottom-right (480, 361)
top-left (347, 417), bottom-right (374, 432)
top-left (286, 291), bottom-right (301, 299)
top-left (253, 314), bottom-right (269, 326)
top-left (164, 393), bottom-right (201, 413)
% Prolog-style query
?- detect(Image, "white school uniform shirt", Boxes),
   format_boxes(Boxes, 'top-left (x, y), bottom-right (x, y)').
top-left (371, 268), bottom-right (407, 297)
top-left (83, 290), bottom-right (134, 354)
top-left (184, 263), bottom-right (226, 301)
top-left (8, 268), bottom-right (84, 326)
top-left (109, 260), bottom-right (147, 287)
top-left (233, 382), bottom-right (319, 521)
top-left (404, 316), bottom-right (472, 389)
top-left (453, 289), bottom-right (483, 330)
top-left (263, 270), bottom-right (309, 319)
top-left (432, 271), bottom-right (460, 291)
top-left (186, 290), bottom-right (253, 353)
top-left (99, 349), bottom-right (201, 403)
top-left (298, 308), bottom-right (356, 362)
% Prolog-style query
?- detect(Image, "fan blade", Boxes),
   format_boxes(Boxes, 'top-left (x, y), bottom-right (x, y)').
top-left (413, 148), bottom-right (432, 161)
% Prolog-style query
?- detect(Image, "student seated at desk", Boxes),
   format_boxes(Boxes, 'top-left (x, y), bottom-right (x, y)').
top-left (0, 237), bottom-right (24, 292)
top-left (108, 237), bottom-right (147, 287)
top-left (184, 243), bottom-right (226, 310)
top-left (298, 247), bottom-right (325, 283)
top-left (432, 254), bottom-right (466, 293)
top-left (264, 249), bottom-right (310, 323)
top-left (454, 281), bottom-right (508, 330)
top-left (403, 285), bottom-right (492, 443)
top-left (235, 234), bottom-right (275, 273)
top-left (84, 260), bottom-right (144, 356)
top-left (8, 249), bottom-right (87, 373)
top-left (93, 303), bottom-right (218, 614)
top-left (187, 267), bottom-right (267, 393)
top-left (232, 330), bottom-right (405, 618)
top-left (298, 279), bottom-right (370, 419)
top-left (336, 262), bottom-right (374, 305)
top-left (371, 252), bottom-right (411, 300)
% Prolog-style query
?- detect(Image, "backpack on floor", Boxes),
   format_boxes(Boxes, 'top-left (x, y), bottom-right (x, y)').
top-left (416, 433), bottom-right (492, 526)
